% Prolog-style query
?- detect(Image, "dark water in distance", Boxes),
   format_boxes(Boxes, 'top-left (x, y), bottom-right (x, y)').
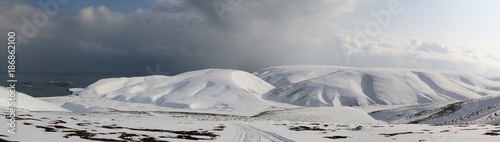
top-left (1, 72), bottom-right (144, 97)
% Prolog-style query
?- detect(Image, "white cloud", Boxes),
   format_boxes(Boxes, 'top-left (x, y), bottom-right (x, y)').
top-left (78, 6), bottom-right (124, 25)
top-left (339, 36), bottom-right (500, 77)
top-left (78, 6), bottom-right (97, 24)
top-left (154, 0), bottom-right (187, 5)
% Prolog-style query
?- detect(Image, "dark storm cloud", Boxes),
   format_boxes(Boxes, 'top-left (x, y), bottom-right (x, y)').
top-left (0, 0), bottom-right (499, 76)
top-left (0, 0), bottom-right (356, 75)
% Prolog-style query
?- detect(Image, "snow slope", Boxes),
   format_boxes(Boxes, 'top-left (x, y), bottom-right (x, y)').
top-left (41, 95), bottom-right (277, 116)
top-left (370, 95), bottom-right (500, 125)
top-left (258, 66), bottom-right (500, 107)
top-left (78, 69), bottom-right (290, 114)
top-left (255, 107), bottom-right (381, 123)
top-left (254, 65), bottom-right (343, 87)
top-left (0, 86), bottom-right (68, 111)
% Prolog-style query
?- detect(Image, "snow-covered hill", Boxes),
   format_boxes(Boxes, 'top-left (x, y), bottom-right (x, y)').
top-left (370, 95), bottom-right (500, 125)
top-left (257, 66), bottom-right (500, 107)
top-left (254, 65), bottom-right (343, 87)
top-left (0, 86), bottom-right (68, 111)
top-left (77, 69), bottom-right (291, 114)
top-left (70, 66), bottom-right (500, 113)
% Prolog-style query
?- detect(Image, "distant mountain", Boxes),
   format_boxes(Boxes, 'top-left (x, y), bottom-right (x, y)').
top-left (78, 69), bottom-right (290, 113)
top-left (370, 95), bottom-right (500, 125)
top-left (255, 65), bottom-right (500, 107)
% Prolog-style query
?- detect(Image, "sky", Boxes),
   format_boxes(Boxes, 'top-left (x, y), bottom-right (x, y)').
top-left (0, 0), bottom-right (499, 77)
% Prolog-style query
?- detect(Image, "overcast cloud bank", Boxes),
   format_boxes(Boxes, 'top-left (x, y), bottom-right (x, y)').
top-left (0, 0), bottom-right (498, 77)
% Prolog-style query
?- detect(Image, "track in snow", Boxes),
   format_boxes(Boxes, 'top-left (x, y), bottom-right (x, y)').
top-left (231, 123), bottom-right (294, 142)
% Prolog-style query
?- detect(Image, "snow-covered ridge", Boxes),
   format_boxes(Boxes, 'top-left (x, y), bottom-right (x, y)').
top-left (78, 69), bottom-right (287, 113)
top-left (254, 65), bottom-right (345, 87)
top-left (74, 66), bottom-right (500, 113)
top-left (255, 65), bottom-right (500, 107)
top-left (370, 95), bottom-right (500, 125)
top-left (0, 86), bottom-right (68, 111)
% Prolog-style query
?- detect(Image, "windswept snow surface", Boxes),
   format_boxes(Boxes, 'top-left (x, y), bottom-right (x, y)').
top-left (78, 69), bottom-right (292, 115)
top-left (256, 107), bottom-right (381, 123)
top-left (257, 65), bottom-right (500, 107)
top-left (2, 107), bottom-right (499, 142)
top-left (0, 86), bottom-right (68, 111)
top-left (370, 95), bottom-right (500, 125)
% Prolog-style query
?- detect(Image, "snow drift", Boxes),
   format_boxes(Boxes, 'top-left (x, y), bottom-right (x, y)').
top-left (0, 86), bottom-right (68, 111)
top-left (78, 69), bottom-right (285, 112)
top-left (257, 66), bottom-right (500, 107)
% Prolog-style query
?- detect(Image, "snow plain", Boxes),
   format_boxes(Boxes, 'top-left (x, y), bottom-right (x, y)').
top-left (1, 65), bottom-right (499, 141)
